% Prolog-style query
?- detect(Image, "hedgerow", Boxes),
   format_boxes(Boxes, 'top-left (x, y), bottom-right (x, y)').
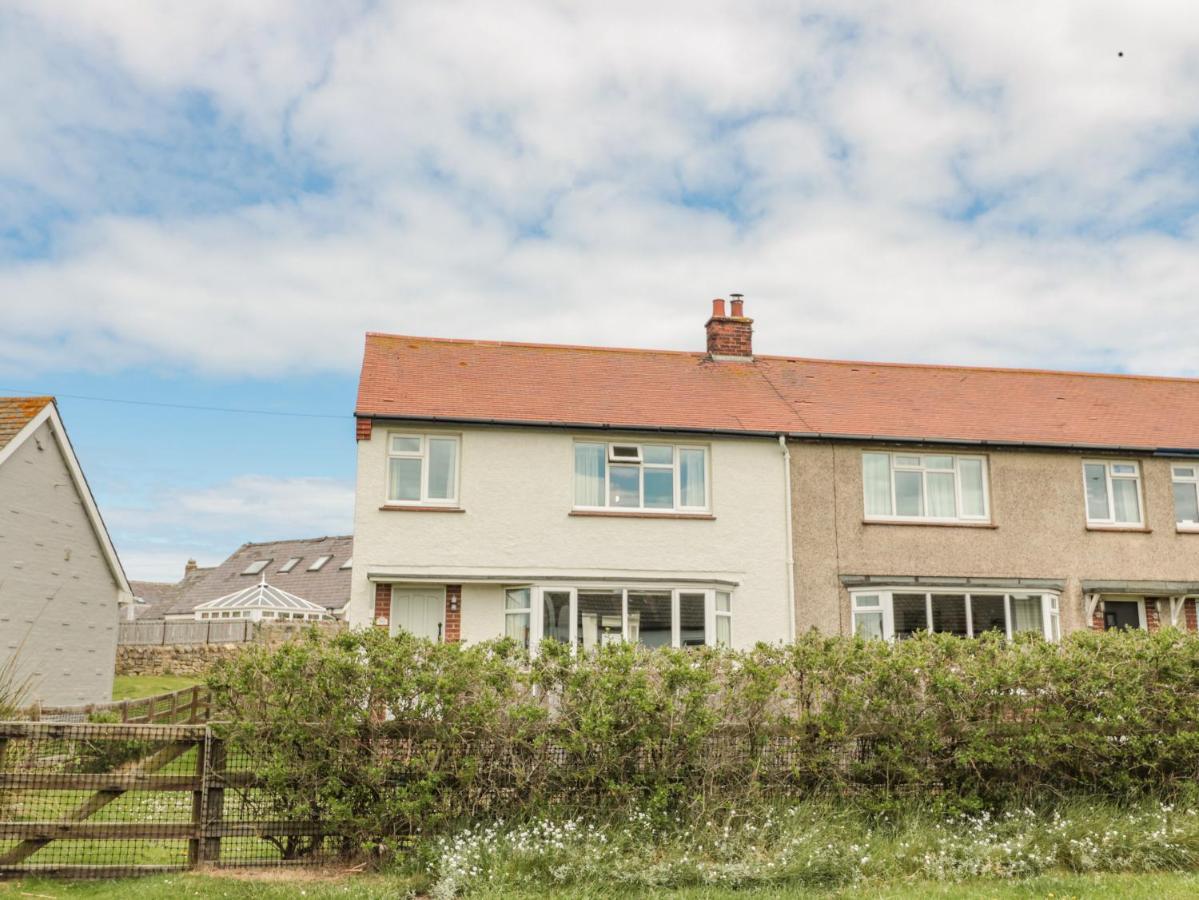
top-left (206, 627), bottom-right (1199, 856)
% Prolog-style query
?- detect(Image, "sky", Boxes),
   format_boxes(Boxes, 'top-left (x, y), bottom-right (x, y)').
top-left (3, 1), bottom-right (1199, 581)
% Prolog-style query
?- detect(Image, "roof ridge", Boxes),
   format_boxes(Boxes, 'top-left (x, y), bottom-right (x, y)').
top-left (367, 333), bottom-right (1199, 385)
top-left (236, 534), bottom-right (353, 550)
top-left (366, 332), bottom-right (707, 359)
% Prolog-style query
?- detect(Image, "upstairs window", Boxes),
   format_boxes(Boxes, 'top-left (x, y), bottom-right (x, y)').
top-left (278, 558), bottom-right (302, 573)
top-left (1083, 460), bottom-right (1143, 527)
top-left (308, 555), bottom-right (332, 572)
top-left (1173, 465), bottom-right (1199, 529)
top-left (862, 452), bottom-right (988, 522)
top-left (386, 434), bottom-right (459, 505)
top-left (573, 442), bottom-right (708, 512)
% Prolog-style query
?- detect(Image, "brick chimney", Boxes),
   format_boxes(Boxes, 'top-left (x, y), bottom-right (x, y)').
top-left (705, 294), bottom-right (753, 360)
top-left (184, 558), bottom-right (197, 577)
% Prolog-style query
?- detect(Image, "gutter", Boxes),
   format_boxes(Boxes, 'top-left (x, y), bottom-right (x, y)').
top-left (778, 434), bottom-right (797, 644)
top-left (356, 413), bottom-right (1199, 456)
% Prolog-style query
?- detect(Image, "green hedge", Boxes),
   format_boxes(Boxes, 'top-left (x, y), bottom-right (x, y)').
top-left (207, 627), bottom-right (1199, 854)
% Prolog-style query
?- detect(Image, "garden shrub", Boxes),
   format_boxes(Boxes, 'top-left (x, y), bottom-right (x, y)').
top-left (206, 626), bottom-right (1199, 857)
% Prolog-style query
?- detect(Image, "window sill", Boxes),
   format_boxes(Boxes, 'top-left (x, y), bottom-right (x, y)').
top-left (379, 504), bottom-right (465, 513)
top-left (1085, 524), bottom-right (1151, 533)
top-left (569, 510), bottom-right (716, 521)
top-left (862, 519), bottom-right (997, 529)
top-left (1178, 526), bottom-right (1199, 534)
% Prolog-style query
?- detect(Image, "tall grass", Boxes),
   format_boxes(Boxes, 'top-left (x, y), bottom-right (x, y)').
top-left (0, 643), bottom-right (33, 718)
top-left (410, 797), bottom-right (1199, 897)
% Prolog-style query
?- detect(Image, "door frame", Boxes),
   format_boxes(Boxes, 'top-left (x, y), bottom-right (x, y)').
top-left (389, 585), bottom-right (447, 641)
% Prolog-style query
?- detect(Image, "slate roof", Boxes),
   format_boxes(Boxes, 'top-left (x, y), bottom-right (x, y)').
top-left (0, 396), bottom-right (53, 451)
top-left (357, 333), bottom-right (1199, 452)
top-left (158, 535), bottom-right (353, 618)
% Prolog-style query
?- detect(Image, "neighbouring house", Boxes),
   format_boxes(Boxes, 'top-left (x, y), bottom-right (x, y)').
top-left (132, 536), bottom-right (353, 622)
top-left (352, 297), bottom-right (1199, 648)
top-left (0, 396), bottom-right (132, 705)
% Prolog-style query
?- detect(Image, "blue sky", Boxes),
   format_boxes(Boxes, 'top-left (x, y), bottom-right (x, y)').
top-left (3, 1), bottom-right (1199, 579)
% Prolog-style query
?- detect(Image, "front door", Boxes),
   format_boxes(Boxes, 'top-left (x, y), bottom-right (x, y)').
top-left (1103, 600), bottom-right (1142, 630)
top-left (391, 588), bottom-right (445, 641)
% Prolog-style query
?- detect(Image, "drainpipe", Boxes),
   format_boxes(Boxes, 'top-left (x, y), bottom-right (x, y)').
top-left (778, 434), bottom-right (797, 643)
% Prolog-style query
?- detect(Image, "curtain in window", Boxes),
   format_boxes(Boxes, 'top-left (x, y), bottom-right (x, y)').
top-left (926, 472), bottom-right (956, 517)
top-left (959, 459), bottom-right (985, 517)
top-left (680, 448), bottom-right (706, 507)
top-left (1084, 464), bottom-right (1110, 519)
top-left (1176, 483), bottom-right (1199, 524)
top-left (1010, 595), bottom-right (1043, 634)
top-left (863, 453), bottom-right (892, 516)
top-left (1112, 479), bottom-right (1140, 523)
top-left (574, 443), bottom-right (605, 506)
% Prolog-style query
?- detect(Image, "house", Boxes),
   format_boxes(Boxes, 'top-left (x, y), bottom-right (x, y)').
top-left (351, 298), bottom-right (1199, 648)
top-left (134, 536), bottom-right (353, 621)
top-left (0, 397), bottom-right (132, 705)
top-left (348, 299), bottom-right (796, 649)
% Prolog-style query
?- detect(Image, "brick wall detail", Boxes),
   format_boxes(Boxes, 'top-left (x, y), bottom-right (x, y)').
top-left (705, 317), bottom-right (753, 357)
top-left (374, 582), bottom-right (391, 629)
top-left (444, 585), bottom-right (462, 643)
top-left (356, 416), bottom-right (373, 441)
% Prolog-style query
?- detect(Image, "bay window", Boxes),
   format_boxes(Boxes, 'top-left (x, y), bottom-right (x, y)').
top-left (1173, 465), bottom-right (1199, 530)
top-left (1083, 460), bottom-right (1142, 527)
top-left (862, 452), bottom-right (989, 522)
top-left (851, 588), bottom-right (1060, 641)
top-left (512, 585), bottom-right (730, 652)
top-left (386, 433), bottom-right (460, 505)
top-left (574, 442), bottom-right (708, 512)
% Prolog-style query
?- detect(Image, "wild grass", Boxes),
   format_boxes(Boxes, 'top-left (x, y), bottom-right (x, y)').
top-left (401, 796), bottom-right (1199, 897)
top-left (111, 674), bottom-right (201, 701)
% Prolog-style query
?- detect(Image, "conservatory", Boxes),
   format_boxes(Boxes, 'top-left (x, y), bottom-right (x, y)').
top-left (193, 579), bottom-right (333, 623)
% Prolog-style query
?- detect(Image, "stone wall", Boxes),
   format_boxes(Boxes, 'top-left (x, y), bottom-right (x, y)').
top-left (115, 621), bottom-right (345, 677)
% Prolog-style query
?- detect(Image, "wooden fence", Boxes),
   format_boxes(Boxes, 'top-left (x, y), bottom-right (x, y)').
top-left (18, 685), bottom-right (211, 725)
top-left (0, 721), bottom-right (327, 878)
top-left (119, 620), bottom-right (257, 646)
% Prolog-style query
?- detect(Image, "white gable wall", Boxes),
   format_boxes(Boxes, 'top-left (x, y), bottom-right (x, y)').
top-left (349, 423), bottom-right (791, 648)
top-left (0, 419), bottom-right (122, 706)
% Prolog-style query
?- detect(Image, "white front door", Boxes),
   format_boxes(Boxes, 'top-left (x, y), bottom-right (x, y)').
top-left (390, 588), bottom-right (445, 641)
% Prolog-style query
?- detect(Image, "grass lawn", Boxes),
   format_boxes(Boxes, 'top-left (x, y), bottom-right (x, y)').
top-left (6, 871), bottom-right (1199, 898)
top-left (111, 674), bottom-right (202, 700)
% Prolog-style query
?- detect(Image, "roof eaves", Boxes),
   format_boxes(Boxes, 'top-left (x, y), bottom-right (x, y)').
top-left (355, 412), bottom-right (786, 438)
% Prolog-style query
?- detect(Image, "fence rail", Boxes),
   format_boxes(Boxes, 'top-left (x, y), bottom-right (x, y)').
top-left (119, 620), bottom-right (256, 645)
top-left (0, 721), bottom-right (332, 878)
top-left (18, 686), bottom-right (211, 725)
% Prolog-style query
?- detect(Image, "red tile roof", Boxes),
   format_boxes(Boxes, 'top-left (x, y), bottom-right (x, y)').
top-left (356, 335), bottom-right (1199, 451)
top-left (0, 396), bottom-right (53, 451)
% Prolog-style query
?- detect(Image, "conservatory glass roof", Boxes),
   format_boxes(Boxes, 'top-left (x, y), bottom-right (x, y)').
top-left (194, 579), bottom-right (331, 616)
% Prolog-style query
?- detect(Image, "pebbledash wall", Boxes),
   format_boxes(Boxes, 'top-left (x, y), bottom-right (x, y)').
top-left (791, 441), bottom-right (1199, 637)
top-left (347, 423), bottom-right (793, 649)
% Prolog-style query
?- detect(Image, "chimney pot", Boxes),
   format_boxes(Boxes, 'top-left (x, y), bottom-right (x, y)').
top-left (705, 295), bottom-right (753, 359)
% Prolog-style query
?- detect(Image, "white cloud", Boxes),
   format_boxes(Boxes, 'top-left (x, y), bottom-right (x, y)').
top-left (106, 474), bottom-right (354, 581)
top-left (3, 1), bottom-right (1199, 377)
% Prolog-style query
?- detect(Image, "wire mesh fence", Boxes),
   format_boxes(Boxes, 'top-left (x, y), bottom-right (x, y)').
top-left (0, 721), bottom-right (342, 878)
top-left (0, 719), bottom-right (873, 879)
top-left (16, 686), bottom-right (211, 725)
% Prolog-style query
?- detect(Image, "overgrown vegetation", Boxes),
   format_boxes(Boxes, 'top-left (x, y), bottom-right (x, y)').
top-left (206, 626), bottom-right (1199, 866)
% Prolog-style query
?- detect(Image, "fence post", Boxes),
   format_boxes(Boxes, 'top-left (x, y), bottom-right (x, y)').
top-left (202, 731), bottom-right (227, 866)
top-left (189, 731), bottom-right (209, 868)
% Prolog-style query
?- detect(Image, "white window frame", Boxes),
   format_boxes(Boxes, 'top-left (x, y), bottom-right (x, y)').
top-left (850, 587), bottom-right (1061, 642)
top-left (862, 452), bottom-right (990, 523)
top-left (525, 584), bottom-right (728, 653)
top-left (308, 555), bottom-right (332, 572)
top-left (1082, 459), bottom-right (1145, 528)
top-left (573, 441), bottom-right (710, 514)
top-left (1172, 464), bottom-right (1199, 531)
top-left (1098, 595), bottom-right (1148, 631)
top-left (278, 557), bottom-right (302, 573)
top-left (385, 432), bottom-right (461, 506)
top-left (504, 586), bottom-right (533, 650)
